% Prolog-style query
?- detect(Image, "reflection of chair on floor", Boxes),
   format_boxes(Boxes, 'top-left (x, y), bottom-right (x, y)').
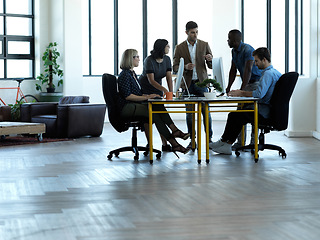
top-left (235, 72), bottom-right (299, 161)
top-left (20, 96), bottom-right (106, 138)
top-left (102, 73), bottom-right (161, 162)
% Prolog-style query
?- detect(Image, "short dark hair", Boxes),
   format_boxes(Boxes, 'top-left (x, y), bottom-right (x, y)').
top-left (150, 39), bottom-right (168, 59)
top-left (253, 47), bottom-right (271, 62)
top-left (186, 21), bottom-right (198, 31)
top-left (228, 29), bottom-right (242, 42)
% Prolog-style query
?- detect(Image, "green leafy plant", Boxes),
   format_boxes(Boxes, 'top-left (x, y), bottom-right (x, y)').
top-left (8, 100), bottom-right (23, 121)
top-left (36, 42), bottom-right (64, 92)
top-left (196, 78), bottom-right (223, 92)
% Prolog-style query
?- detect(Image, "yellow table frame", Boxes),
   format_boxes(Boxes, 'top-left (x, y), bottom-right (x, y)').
top-left (148, 99), bottom-right (203, 164)
top-left (203, 98), bottom-right (259, 163)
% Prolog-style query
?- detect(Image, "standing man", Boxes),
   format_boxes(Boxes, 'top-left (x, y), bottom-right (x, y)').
top-left (211, 47), bottom-right (281, 154)
top-left (226, 29), bottom-right (262, 149)
top-left (173, 21), bottom-right (213, 149)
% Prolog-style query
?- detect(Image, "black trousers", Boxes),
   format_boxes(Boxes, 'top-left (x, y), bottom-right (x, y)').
top-left (221, 111), bottom-right (265, 143)
top-left (121, 103), bottom-right (174, 140)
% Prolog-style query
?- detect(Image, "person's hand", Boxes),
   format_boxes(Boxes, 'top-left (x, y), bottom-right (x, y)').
top-left (185, 63), bottom-right (195, 70)
top-left (227, 90), bottom-right (242, 97)
top-left (204, 54), bottom-right (213, 62)
top-left (149, 94), bottom-right (161, 99)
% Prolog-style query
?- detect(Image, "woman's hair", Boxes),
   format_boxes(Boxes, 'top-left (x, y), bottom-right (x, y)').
top-left (253, 47), bottom-right (271, 62)
top-left (150, 39), bottom-right (168, 59)
top-left (120, 49), bottom-right (138, 70)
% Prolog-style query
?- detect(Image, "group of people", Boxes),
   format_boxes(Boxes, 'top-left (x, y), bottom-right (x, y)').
top-left (117, 21), bottom-right (282, 156)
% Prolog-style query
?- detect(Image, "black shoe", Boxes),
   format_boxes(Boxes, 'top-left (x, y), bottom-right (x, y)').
top-left (162, 145), bottom-right (172, 152)
top-left (172, 144), bottom-right (190, 158)
top-left (172, 130), bottom-right (190, 140)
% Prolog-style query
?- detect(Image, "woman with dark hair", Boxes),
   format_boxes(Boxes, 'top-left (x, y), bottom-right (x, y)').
top-left (118, 49), bottom-right (190, 156)
top-left (139, 39), bottom-right (189, 151)
top-left (139, 39), bottom-right (173, 96)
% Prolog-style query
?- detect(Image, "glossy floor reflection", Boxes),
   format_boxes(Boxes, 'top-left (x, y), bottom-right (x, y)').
top-left (0, 121), bottom-right (319, 240)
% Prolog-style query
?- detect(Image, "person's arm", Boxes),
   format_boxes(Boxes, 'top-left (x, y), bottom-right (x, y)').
top-left (204, 43), bottom-right (213, 69)
top-left (227, 89), bottom-right (253, 97)
top-left (166, 71), bottom-right (173, 92)
top-left (125, 93), bottom-right (160, 102)
top-left (240, 60), bottom-right (254, 90)
top-left (226, 61), bottom-right (237, 93)
top-left (146, 73), bottom-right (168, 93)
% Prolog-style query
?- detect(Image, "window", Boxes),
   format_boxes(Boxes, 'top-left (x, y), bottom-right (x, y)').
top-left (0, 0), bottom-right (34, 80)
top-left (242, 0), bottom-right (307, 75)
top-left (177, 0), bottom-right (213, 49)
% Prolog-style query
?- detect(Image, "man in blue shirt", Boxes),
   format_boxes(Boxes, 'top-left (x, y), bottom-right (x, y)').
top-left (224, 29), bottom-right (262, 150)
top-left (211, 47), bottom-right (281, 155)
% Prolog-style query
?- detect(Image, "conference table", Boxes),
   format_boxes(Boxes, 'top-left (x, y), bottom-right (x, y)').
top-left (148, 98), bottom-right (203, 164)
top-left (202, 96), bottom-right (259, 163)
top-left (148, 96), bottom-right (259, 163)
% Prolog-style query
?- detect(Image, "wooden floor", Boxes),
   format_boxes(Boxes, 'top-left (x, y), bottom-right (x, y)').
top-left (1, 121), bottom-right (320, 240)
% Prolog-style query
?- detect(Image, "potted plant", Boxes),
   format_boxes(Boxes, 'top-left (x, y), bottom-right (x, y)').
top-left (196, 78), bottom-right (222, 99)
top-left (36, 42), bottom-right (63, 93)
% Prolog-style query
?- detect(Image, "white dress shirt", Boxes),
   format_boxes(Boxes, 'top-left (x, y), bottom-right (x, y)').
top-left (187, 39), bottom-right (198, 80)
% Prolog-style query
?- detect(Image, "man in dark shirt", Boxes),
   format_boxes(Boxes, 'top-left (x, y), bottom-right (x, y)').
top-left (223, 29), bottom-right (262, 150)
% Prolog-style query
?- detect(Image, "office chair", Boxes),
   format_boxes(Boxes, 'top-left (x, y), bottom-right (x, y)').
top-left (102, 73), bottom-right (161, 163)
top-left (235, 72), bottom-right (299, 162)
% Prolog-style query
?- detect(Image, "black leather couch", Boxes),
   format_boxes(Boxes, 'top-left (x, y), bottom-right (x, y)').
top-left (20, 96), bottom-right (106, 138)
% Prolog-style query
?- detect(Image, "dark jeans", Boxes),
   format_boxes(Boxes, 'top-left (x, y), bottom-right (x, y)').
top-left (221, 111), bottom-right (264, 143)
top-left (185, 81), bottom-right (213, 140)
top-left (121, 103), bottom-right (174, 140)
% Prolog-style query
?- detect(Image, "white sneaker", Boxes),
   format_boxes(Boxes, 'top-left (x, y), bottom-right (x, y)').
top-left (209, 140), bottom-right (224, 150)
top-left (212, 141), bottom-right (232, 155)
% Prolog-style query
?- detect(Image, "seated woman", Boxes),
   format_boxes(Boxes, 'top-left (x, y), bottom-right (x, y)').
top-left (118, 49), bottom-right (189, 155)
top-left (139, 39), bottom-right (189, 151)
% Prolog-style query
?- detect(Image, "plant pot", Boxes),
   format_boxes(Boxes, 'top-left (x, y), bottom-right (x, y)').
top-left (46, 87), bottom-right (55, 93)
top-left (204, 91), bottom-right (216, 99)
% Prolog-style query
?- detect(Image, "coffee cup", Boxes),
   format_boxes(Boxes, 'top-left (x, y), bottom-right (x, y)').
top-left (164, 92), bottom-right (173, 100)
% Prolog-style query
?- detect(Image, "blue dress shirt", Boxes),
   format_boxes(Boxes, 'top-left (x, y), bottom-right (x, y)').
top-left (232, 42), bottom-right (262, 83)
top-left (252, 65), bottom-right (282, 118)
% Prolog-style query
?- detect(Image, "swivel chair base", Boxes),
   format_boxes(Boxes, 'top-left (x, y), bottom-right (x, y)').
top-left (235, 131), bottom-right (287, 162)
top-left (107, 124), bottom-right (161, 163)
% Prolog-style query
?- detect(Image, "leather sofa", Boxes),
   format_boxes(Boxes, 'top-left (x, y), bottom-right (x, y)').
top-left (0, 106), bottom-right (11, 121)
top-left (20, 96), bottom-right (106, 138)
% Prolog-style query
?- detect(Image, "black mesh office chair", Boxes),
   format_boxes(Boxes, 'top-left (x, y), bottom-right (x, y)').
top-left (235, 72), bottom-right (299, 162)
top-left (102, 73), bottom-right (161, 163)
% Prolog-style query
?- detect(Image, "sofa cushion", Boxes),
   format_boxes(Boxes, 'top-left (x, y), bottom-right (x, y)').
top-left (59, 96), bottom-right (89, 104)
top-left (0, 106), bottom-right (11, 121)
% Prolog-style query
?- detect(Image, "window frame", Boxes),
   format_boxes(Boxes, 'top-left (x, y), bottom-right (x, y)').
top-left (0, 1), bottom-right (35, 80)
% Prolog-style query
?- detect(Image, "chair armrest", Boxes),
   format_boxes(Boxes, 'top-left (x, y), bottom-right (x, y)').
top-left (57, 103), bottom-right (106, 137)
top-left (20, 102), bottom-right (58, 122)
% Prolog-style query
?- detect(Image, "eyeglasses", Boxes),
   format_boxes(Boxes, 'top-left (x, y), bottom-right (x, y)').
top-left (133, 55), bottom-right (140, 59)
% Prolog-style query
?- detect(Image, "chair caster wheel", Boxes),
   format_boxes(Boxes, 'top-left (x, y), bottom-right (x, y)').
top-left (134, 155), bottom-right (139, 161)
top-left (114, 152), bottom-right (119, 157)
top-left (107, 154), bottom-right (112, 160)
top-left (235, 151), bottom-right (240, 157)
top-left (280, 152), bottom-right (287, 158)
top-left (143, 151), bottom-right (149, 156)
top-left (156, 153), bottom-right (161, 159)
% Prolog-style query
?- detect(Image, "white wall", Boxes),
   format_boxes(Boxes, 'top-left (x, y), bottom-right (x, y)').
top-left (314, 0), bottom-right (320, 140)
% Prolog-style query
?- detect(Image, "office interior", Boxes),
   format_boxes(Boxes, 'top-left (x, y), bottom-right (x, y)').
top-left (0, 0), bottom-right (320, 239)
